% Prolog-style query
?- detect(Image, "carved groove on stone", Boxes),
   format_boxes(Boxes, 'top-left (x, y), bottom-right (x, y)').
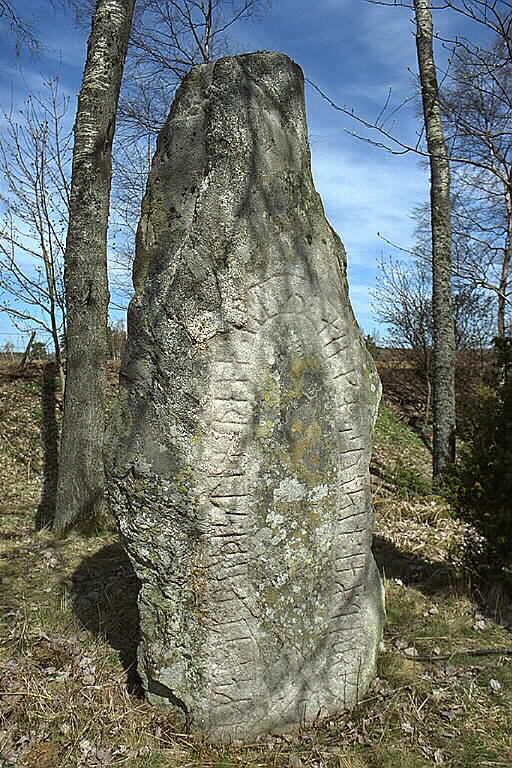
top-left (109, 51), bottom-right (385, 742)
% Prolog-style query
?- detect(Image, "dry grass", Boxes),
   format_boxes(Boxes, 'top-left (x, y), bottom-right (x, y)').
top-left (1, 361), bottom-right (512, 767)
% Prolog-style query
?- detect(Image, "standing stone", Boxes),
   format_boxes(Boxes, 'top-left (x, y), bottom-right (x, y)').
top-left (108, 51), bottom-right (384, 741)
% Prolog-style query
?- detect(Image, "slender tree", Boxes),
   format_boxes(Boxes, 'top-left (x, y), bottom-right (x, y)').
top-left (441, 36), bottom-right (512, 336)
top-left (54, 0), bottom-right (135, 533)
top-left (413, 0), bottom-right (456, 486)
top-left (310, 0), bottom-right (508, 482)
top-left (0, 81), bottom-right (69, 391)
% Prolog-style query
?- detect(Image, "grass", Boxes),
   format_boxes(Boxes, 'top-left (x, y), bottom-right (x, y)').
top-left (1, 361), bottom-right (512, 767)
top-left (372, 404), bottom-right (433, 499)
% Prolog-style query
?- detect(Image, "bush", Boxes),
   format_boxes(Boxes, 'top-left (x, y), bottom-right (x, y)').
top-left (449, 338), bottom-right (512, 582)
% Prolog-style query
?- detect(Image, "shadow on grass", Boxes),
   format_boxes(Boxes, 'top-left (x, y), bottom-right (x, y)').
top-left (373, 534), bottom-right (460, 596)
top-left (35, 362), bottom-right (59, 530)
top-left (71, 542), bottom-right (143, 695)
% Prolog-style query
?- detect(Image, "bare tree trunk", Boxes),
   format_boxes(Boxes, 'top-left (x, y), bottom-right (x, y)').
top-left (40, 243), bottom-right (66, 394)
top-left (414, 0), bottom-right (456, 488)
top-left (424, 376), bottom-right (432, 428)
top-left (499, 178), bottom-right (512, 337)
top-left (54, 0), bottom-right (135, 533)
top-left (423, 346), bottom-right (432, 428)
top-left (19, 331), bottom-right (36, 370)
top-left (204, 0), bottom-right (212, 62)
top-left (497, 251), bottom-right (509, 338)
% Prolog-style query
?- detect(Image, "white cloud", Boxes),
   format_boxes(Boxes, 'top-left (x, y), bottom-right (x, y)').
top-left (311, 142), bottom-right (427, 264)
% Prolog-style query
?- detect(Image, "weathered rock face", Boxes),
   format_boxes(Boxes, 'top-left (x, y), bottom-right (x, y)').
top-left (109, 51), bottom-right (384, 741)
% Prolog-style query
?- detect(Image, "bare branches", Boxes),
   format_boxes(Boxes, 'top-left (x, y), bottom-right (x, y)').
top-left (307, 76), bottom-right (509, 181)
top-left (118, 0), bottom-right (270, 140)
top-left (340, 1), bottom-right (512, 174)
top-left (440, 29), bottom-right (512, 333)
top-left (373, 251), bottom-right (495, 363)
top-left (0, 79), bottom-right (70, 366)
top-left (307, 78), bottom-right (425, 157)
top-left (0, 1), bottom-right (40, 55)
top-left (320, 0), bottom-right (512, 338)
top-left (368, 0), bottom-right (512, 27)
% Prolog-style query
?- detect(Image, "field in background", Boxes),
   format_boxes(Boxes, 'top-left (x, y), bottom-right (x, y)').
top-left (1, 360), bottom-right (511, 768)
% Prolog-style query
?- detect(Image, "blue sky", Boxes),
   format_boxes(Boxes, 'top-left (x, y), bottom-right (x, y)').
top-left (0, 0), bottom-right (489, 348)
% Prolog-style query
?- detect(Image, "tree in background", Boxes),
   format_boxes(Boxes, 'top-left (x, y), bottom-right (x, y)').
top-left (0, 81), bottom-right (69, 391)
top-left (373, 256), bottom-right (433, 384)
top-left (54, 0), bottom-right (136, 534)
top-left (108, 129), bottom-right (153, 307)
top-left (413, 0), bottom-right (456, 487)
top-left (32, 340), bottom-right (48, 359)
top-left (441, 34), bottom-right (512, 337)
top-left (2, 340), bottom-right (15, 360)
top-left (107, 321), bottom-right (127, 360)
top-left (373, 252), bottom-right (494, 421)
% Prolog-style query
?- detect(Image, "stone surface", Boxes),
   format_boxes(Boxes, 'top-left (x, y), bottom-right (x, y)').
top-left (108, 51), bottom-right (384, 741)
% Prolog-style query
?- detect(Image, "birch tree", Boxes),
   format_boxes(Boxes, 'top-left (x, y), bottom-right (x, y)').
top-left (54, 0), bottom-right (135, 533)
top-left (414, 0), bottom-right (456, 486)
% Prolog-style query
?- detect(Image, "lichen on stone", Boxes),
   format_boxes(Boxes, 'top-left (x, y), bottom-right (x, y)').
top-left (108, 51), bottom-right (384, 742)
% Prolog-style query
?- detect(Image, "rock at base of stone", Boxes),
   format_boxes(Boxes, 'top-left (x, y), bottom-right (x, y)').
top-left (108, 50), bottom-right (385, 742)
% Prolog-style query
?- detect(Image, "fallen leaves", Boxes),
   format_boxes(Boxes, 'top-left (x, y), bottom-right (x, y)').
top-left (22, 740), bottom-right (61, 768)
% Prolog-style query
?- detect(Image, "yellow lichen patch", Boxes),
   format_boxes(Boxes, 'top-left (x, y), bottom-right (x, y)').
top-left (255, 420), bottom-right (274, 439)
top-left (290, 422), bottom-right (321, 464)
top-left (285, 420), bottom-right (324, 488)
top-left (286, 355), bottom-right (321, 399)
top-left (262, 371), bottom-right (281, 408)
top-left (288, 356), bottom-right (310, 380)
top-left (171, 465), bottom-right (194, 495)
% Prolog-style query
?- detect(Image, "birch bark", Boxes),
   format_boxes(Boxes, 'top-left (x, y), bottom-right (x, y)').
top-left (54, 0), bottom-right (135, 532)
top-left (498, 177), bottom-right (512, 337)
top-left (414, 0), bottom-right (456, 486)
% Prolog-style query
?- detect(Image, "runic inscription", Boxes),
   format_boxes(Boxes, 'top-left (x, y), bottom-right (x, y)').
top-left (109, 51), bottom-right (385, 742)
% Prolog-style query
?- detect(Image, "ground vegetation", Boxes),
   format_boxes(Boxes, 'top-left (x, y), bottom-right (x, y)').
top-left (1, 359), bottom-right (511, 767)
